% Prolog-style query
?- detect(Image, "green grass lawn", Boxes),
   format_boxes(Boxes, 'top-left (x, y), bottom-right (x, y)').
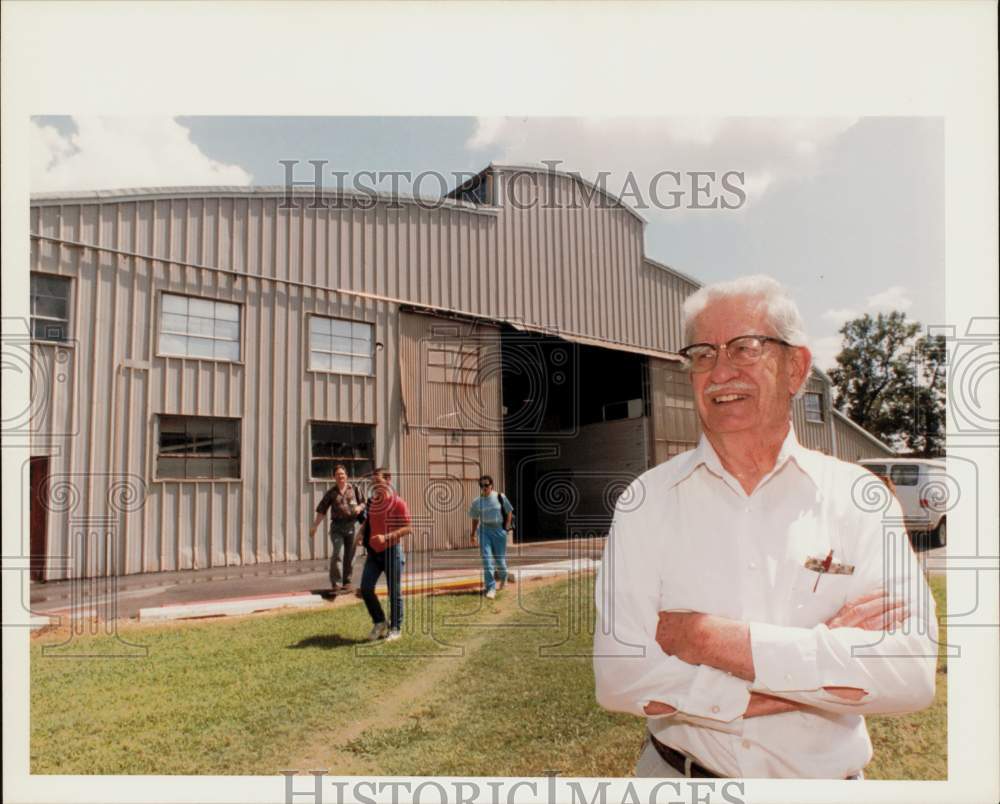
top-left (863, 573), bottom-right (947, 780)
top-left (31, 573), bottom-right (946, 778)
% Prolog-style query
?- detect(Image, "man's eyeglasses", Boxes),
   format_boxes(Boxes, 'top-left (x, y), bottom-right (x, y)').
top-left (678, 335), bottom-right (792, 373)
top-left (479, 483), bottom-right (492, 489)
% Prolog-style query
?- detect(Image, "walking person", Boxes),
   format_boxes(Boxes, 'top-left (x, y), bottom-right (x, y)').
top-left (309, 465), bottom-right (365, 595)
top-left (357, 468), bottom-right (412, 641)
top-left (468, 475), bottom-right (514, 600)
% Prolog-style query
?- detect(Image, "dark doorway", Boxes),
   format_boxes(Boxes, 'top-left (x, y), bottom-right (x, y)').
top-left (30, 457), bottom-right (49, 581)
top-left (499, 329), bottom-right (649, 542)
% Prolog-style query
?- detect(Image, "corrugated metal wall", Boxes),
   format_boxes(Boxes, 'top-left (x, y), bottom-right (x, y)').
top-left (28, 174), bottom-right (891, 578)
top-left (833, 411), bottom-right (896, 462)
top-left (648, 358), bottom-right (701, 465)
top-left (30, 199), bottom-right (404, 578)
top-left (792, 374), bottom-right (834, 454)
top-left (28, 180), bottom-right (700, 578)
top-left (491, 169), bottom-right (695, 353)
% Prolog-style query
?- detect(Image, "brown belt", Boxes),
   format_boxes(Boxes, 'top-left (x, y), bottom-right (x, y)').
top-left (649, 734), bottom-right (719, 778)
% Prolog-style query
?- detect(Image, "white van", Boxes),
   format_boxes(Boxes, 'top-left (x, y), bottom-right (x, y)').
top-left (858, 458), bottom-right (948, 547)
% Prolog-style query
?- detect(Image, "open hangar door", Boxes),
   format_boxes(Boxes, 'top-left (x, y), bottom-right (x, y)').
top-left (398, 310), bottom-right (504, 552)
top-left (499, 328), bottom-right (653, 543)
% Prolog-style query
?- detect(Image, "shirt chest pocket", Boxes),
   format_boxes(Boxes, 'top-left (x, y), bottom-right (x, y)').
top-left (785, 562), bottom-right (856, 627)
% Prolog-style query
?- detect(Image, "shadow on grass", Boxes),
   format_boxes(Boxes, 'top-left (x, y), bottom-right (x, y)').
top-left (287, 634), bottom-right (367, 650)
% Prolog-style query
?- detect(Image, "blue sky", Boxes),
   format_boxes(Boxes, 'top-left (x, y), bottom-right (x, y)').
top-left (30, 115), bottom-right (944, 369)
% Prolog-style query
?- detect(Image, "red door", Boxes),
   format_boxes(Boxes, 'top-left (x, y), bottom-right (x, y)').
top-left (30, 457), bottom-right (49, 582)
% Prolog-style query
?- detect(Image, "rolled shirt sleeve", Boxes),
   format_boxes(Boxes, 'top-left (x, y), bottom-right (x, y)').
top-left (594, 494), bottom-right (752, 723)
top-left (315, 489), bottom-right (334, 516)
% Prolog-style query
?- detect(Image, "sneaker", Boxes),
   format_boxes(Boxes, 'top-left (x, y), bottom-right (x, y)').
top-left (485, 588), bottom-right (497, 600)
top-left (339, 581), bottom-right (354, 592)
top-left (368, 622), bottom-right (389, 641)
top-left (385, 630), bottom-right (402, 642)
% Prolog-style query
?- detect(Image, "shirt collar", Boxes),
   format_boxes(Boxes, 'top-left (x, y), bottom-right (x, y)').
top-left (668, 425), bottom-right (824, 497)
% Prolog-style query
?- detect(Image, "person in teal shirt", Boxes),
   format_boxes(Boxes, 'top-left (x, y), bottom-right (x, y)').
top-left (468, 474), bottom-right (514, 599)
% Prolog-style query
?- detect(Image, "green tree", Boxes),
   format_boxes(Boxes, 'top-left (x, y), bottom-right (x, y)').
top-left (829, 312), bottom-right (946, 456)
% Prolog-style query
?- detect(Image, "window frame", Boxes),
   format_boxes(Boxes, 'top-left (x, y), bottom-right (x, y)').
top-left (155, 291), bottom-right (244, 364)
top-left (426, 341), bottom-right (480, 386)
top-left (890, 464), bottom-right (920, 487)
top-left (30, 272), bottom-right (73, 344)
top-left (427, 431), bottom-right (483, 481)
top-left (308, 420), bottom-right (376, 482)
top-left (154, 414), bottom-right (242, 482)
top-left (803, 391), bottom-right (825, 423)
top-left (306, 314), bottom-right (375, 377)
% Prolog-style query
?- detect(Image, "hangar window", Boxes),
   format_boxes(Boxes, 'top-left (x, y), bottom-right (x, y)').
top-left (804, 392), bottom-right (824, 423)
top-left (427, 432), bottom-right (482, 480)
top-left (427, 342), bottom-right (479, 385)
top-left (310, 421), bottom-right (375, 480)
top-left (309, 316), bottom-right (374, 376)
top-left (159, 293), bottom-right (241, 361)
top-left (30, 273), bottom-right (72, 342)
top-left (156, 415), bottom-right (240, 480)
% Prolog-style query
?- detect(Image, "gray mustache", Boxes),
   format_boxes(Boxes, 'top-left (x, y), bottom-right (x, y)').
top-left (704, 383), bottom-right (755, 396)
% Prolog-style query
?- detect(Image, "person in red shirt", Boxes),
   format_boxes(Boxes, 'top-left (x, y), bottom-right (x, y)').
top-left (356, 467), bottom-right (412, 641)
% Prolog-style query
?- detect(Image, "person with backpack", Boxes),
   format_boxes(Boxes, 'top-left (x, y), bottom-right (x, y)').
top-left (468, 474), bottom-right (514, 600)
top-left (309, 464), bottom-right (365, 594)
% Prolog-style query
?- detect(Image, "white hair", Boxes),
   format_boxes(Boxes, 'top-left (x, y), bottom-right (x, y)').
top-left (682, 274), bottom-right (813, 391)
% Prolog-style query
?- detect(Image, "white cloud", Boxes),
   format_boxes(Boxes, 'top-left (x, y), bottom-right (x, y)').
top-left (30, 117), bottom-right (252, 193)
top-left (465, 116), bottom-right (858, 216)
top-left (865, 285), bottom-right (913, 312)
top-left (810, 335), bottom-right (844, 372)
top-left (821, 307), bottom-right (860, 324)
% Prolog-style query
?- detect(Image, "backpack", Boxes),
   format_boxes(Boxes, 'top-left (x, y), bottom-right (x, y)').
top-left (495, 491), bottom-right (515, 531)
top-left (353, 484), bottom-right (367, 523)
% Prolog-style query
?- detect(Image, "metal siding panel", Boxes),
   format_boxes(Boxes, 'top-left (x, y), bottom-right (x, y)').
top-left (546, 175), bottom-right (558, 331)
top-left (530, 175), bottom-right (542, 326)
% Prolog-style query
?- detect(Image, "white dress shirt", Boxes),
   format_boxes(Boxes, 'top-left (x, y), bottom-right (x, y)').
top-left (593, 427), bottom-right (938, 779)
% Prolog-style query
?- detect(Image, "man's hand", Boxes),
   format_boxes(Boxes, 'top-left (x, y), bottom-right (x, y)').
top-left (826, 589), bottom-right (908, 631)
top-left (355, 533), bottom-right (363, 547)
top-left (370, 533), bottom-right (386, 551)
top-left (309, 525), bottom-right (316, 539)
top-left (656, 611), bottom-right (707, 663)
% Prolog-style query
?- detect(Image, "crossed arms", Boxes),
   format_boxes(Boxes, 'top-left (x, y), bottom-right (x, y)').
top-left (593, 510), bottom-right (938, 726)
top-left (644, 590), bottom-right (911, 719)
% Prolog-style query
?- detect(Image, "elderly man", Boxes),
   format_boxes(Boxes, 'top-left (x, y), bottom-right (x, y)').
top-left (594, 275), bottom-right (937, 779)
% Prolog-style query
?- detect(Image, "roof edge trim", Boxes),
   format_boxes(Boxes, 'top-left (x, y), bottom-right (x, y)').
top-left (29, 185), bottom-right (502, 216)
top-left (488, 162), bottom-right (648, 227)
top-left (832, 408), bottom-right (898, 455)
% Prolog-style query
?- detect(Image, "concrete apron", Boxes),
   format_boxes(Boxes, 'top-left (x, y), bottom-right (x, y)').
top-left (33, 558), bottom-right (598, 626)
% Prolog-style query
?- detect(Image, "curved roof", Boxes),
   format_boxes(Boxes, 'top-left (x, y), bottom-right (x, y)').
top-left (487, 162), bottom-right (648, 226)
top-left (28, 184), bottom-right (500, 216)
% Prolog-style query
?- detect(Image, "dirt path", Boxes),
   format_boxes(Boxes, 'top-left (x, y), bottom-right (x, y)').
top-left (281, 580), bottom-right (554, 774)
